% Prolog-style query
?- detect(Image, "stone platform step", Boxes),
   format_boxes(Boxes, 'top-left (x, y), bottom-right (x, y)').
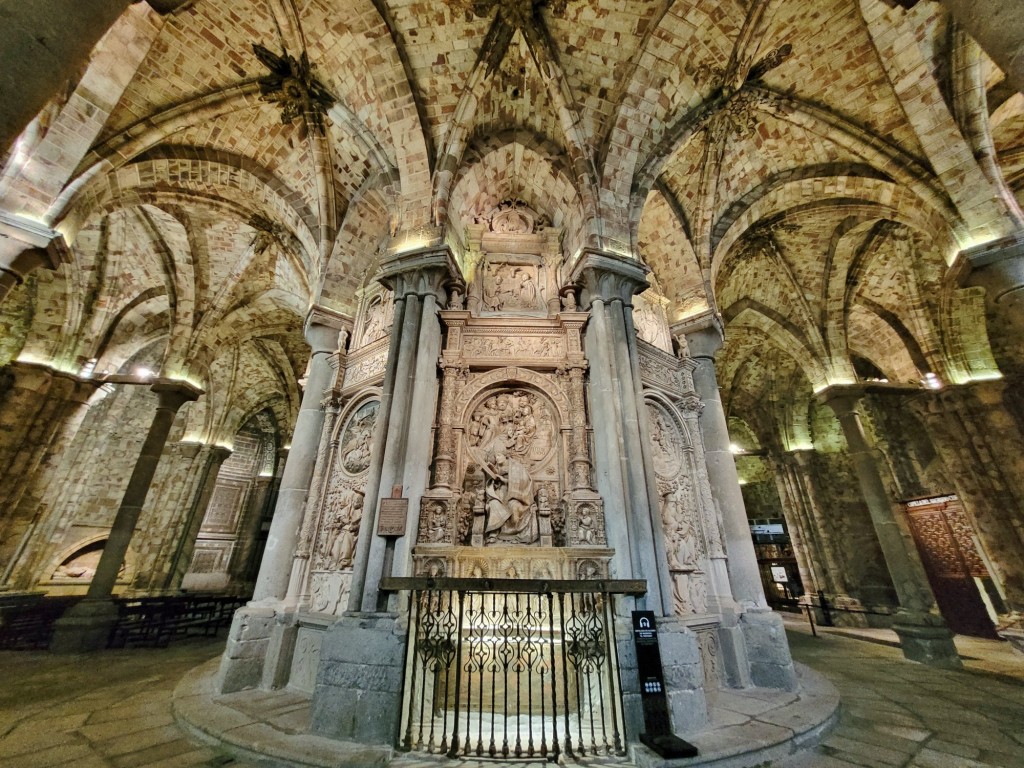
top-left (173, 659), bottom-right (838, 768)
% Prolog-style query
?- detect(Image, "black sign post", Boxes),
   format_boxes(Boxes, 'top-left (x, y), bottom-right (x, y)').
top-left (631, 610), bottom-right (699, 759)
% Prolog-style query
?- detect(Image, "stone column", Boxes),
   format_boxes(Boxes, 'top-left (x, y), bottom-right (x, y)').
top-left (911, 382), bottom-right (1024, 624)
top-left (253, 311), bottom-right (343, 601)
top-left (682, 318), bottom-right (797, 690)
top-left (768, 453), bottom-right (820, 596)
top-left (685, 325), bottom-right (766, 609)
top-left (0, 362), bottom-right (98, 568)
top-left (50, 379), bottom-right (200, 652)
top-left (164, 445), bottom-right (232, 592)
top-left (218, 307), bottom-right (343, 692)
top-left (311, 246), bottom-right (461, 746)
top-left (822, 387), bottom-right (961, 667)
top-left (571, 250), bottom-right (672, 615)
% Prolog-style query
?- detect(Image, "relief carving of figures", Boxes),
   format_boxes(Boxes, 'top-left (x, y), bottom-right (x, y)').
top-left (662, 485), bottom-right (700, 571)
top-left (633, 294), bottom-right (672, 351)
top-left (648, 403), bottom-right (683, 478)
top-left (462, 335), bottom-right (563, 359)
top-left (482, 262), bottom-right (545, 313)
top-left (342, 353), bottom-right (387, 388)
top-left (360, 292), bottom-right (394, 346)
top-left (419, 499), bottom-right (452, 544)
top-left (318, 486), bottom-right (364, 570)
top-left (340, 401), bottom-right (378, 474)
top-left (466, 390), bottom-right (554, 466)
top-left (482, 450), bottom-right (539, 545)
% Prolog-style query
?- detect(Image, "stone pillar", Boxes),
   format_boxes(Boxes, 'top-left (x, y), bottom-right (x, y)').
top-left (911, 382), bottom-right (1024, 623)
top-left (570, 251), bottom-right (708, 730)
top-left (50, 379), bottom-right (200, 652)
top-left (218, 307), bottom-right (343, 693)
top-left (821, 387), bottom-right (961, 667)
top-left (768, 452), bottom-right (820, 596)
top-left (254, 310), bottom-right (344, 602)
top-left (571, 250), bottom-right (672, 614)
top-left (683, 319), bottom-right (797, 690)
top-left (311, 246), bottom-right (461, 745)
top-left (164, 444), bottom-right (232, 591)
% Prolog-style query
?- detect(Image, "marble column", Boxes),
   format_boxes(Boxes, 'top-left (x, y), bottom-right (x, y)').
top-left (50, 379), bottom-right (200, 652)
top-left (682, 320), bottom-right (797, 690)
top-left (821, 387), bottom-right (961, 667)
top-left (164, 445), bottom-right (232, 592)
top-left (218, 306), bottom-right (344, 693)
top-left (311, 246), bottom-right (461, 745)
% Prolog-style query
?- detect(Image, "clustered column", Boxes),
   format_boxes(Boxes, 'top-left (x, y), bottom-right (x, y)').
top-left (311, 246), bottom-right (462, 746)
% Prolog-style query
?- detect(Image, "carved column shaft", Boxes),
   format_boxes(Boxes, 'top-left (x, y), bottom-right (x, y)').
top-left (566, 365), bottom-right (590, 490)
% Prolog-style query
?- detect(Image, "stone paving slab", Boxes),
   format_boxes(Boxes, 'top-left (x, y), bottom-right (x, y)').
top-left (1, 625), bottom-right (1022, 768)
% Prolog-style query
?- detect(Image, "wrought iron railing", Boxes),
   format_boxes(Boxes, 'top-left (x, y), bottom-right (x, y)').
top-left (382, 577), bottom-right (645, 761)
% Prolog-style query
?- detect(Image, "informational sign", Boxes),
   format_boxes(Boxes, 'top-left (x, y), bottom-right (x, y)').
top-left (631, 611), bottom-right (698, 759)
top-left (771, 566), bottom-right (789, 583)
top-left (376, 496), bottom-right (408, 537)
top-left (751, 522), bottom-right (785, 536)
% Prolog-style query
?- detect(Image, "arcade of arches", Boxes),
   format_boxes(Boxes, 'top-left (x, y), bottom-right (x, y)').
top-left (1, 0), bottom-right (1024, 759)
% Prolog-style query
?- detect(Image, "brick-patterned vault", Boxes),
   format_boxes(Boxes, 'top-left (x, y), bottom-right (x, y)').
top-left (2, 0), bottom-right (1024, 757)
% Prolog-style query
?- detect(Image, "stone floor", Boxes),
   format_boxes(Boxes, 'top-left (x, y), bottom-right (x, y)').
top-left (0, 621), bottom-right (1021, 768)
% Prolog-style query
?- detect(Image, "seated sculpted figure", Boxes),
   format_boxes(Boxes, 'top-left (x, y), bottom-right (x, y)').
top-left (482, 450), bottom-right (539, 545)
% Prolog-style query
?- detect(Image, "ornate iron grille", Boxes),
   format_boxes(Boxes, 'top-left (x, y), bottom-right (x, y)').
top-left (383, 577), bottom-right (645, 761)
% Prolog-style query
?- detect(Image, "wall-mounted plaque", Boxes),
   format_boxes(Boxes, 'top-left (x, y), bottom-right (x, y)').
top-left (376, 496), bottom-right (409, 537)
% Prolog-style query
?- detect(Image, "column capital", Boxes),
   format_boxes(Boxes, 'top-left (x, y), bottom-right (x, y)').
top-left (0, 212), bottom-right (71, 279)
top-left (151, 379), bottom-right (202, 411)
top-left (378, 244), bottom-right (463, 303)
top-left (304, 305), bottom-right (349, 354)
top-left (568, 249), bottom-right (649, 308)
top-left (955, 230), bottom-right (1024, 295)
top-left (816, 383), bottom-right (868, 418)
top-left (210, 445), bottom-right (233, 464)
top-left (672, 312), bottom-right (725, 360)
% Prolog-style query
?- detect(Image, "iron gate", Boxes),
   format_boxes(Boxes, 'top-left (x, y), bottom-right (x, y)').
top-left (382, 577), bottom-right (645, 760)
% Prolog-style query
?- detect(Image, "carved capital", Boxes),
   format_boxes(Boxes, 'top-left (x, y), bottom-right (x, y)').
top-left (378, 245), bottom-right (464, 303)
top-left (568, 249), bottom-right (649, 309)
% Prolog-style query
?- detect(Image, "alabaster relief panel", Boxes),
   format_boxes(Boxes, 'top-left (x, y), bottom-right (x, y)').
top-left (648, 399), bottom-right (712, 617)
top-left (469, 254), bottom-right (558, 317)
top-left (356, 289), bottom-right (394, 349)
top-left (634, 291), bottom-right (672, 353)
top-left (464, 388), bottom-right (561, 547)
top-left (308, 398), bottom-right (378, 615)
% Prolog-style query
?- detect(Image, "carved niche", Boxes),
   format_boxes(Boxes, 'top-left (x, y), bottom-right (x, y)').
top-left (308, 398), bottom-right (378, 614)
top-left (647, 399), bottom-right (712, 617)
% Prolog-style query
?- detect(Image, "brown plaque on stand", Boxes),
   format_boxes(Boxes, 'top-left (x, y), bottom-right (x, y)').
top-left (377, 485), bottom-right (409, 537)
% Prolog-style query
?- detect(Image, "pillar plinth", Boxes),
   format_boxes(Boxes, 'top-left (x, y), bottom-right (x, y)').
top-left (821, 386), bottom-right (961, 667)
top-left (50, 379), bottom-right (200, 653)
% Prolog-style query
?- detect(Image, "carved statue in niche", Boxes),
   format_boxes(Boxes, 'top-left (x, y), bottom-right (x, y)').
top-left (361, 293), bottom-right (394, 345)
top-left (341, 401), bottom-right (378, 475)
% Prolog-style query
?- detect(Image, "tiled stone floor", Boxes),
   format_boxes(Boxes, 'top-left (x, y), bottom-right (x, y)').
top-left (1, 622), bottom-right (1021, 768)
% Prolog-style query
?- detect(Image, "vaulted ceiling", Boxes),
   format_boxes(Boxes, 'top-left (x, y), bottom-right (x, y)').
top-left (1, 0), bottom-right (1021, 443)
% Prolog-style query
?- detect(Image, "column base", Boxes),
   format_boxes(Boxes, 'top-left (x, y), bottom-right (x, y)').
top-left (217, 603), bottom-right (274, 693)
top-left (892, 612), bottom-right (962, 668)
top-left (739, 609), bottom-right (798, 691)
top-left (49, 598), bottom-right (119, 653)
top-left (310, 612), bottom-right (406, 746)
